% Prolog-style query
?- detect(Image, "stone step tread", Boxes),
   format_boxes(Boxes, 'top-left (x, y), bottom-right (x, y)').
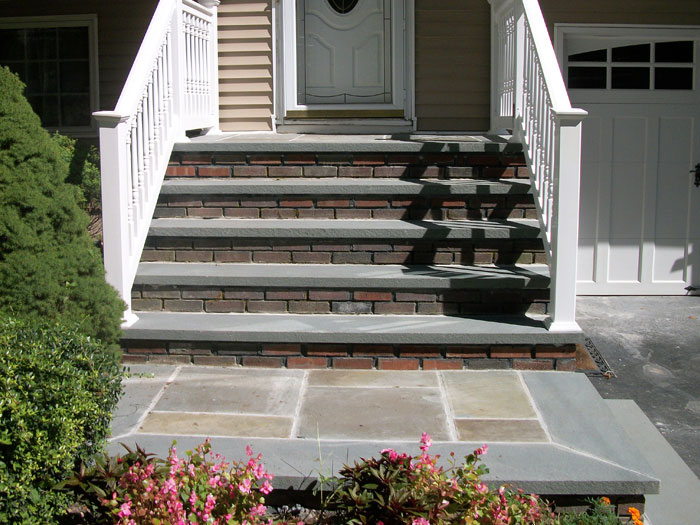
top-left (149, 218), bottom-right (542, 239)
top-left (160, 177), bottom-right (531, 196)
top-left (134, 262), bottom-right (550, 289)
top-left (124, 311), bottom-right (581, 345)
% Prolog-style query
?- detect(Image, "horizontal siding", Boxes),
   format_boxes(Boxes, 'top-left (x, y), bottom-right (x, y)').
top-left (415, 0), bottom-right (491, 132)
top-left (217, 0), bottom-right (273, 131)
top-left (0, 0), bottom-right (157, 113)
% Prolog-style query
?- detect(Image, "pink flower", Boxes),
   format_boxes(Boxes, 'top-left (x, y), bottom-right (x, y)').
top-left (261, 480), bottom-right (273, 494)
top-left (246, 444), bottom-right (253, 456)
top-left (475, 444), bottom-right (488, 456)
top-left (381, 448), bottom-right (399, 461)
top-left (238, 478), bottom-right (252, 494)
top-left (419, 432), bottom-right (432, 452)
top-left (118, 502), bottom-right (132, 518)
top-left (412, 518), bottom-right (430, 525)
top-left (249, 503), bottom-right (266, 517)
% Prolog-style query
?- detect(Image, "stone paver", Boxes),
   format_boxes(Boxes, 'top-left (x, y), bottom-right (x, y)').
top-left (443, 371), bottom-right (537, 418)
top-left (154, 367), bottom-right (303, 416)
top-left (299, 385), bottom-right (450, 440)
top-left (455, 419), bottom-right (547, 442)
top-left (308, 369), bottom-right (439, 388)
top-left (139, 411), bottom-right (292, 438)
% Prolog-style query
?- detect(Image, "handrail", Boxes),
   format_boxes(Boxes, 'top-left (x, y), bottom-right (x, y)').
top-left (94, 0), bottom-right (219, 325)
top-left (489, 0), bottom-right (587, 332)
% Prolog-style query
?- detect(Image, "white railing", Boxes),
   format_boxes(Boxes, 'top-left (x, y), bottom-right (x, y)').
top-left (489, 0), bottom-right (587, 332)
top-left (94, 0), bottom-right (219, 324)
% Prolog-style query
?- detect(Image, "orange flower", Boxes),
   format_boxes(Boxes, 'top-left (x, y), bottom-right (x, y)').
top-left (600, 497), bottom-right (611, 504)
top-left (629, 507), bottom-right (641, 518)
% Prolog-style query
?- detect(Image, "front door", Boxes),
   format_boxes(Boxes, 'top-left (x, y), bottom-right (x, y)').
top-left (299, 0), bottom-right (391, 105)
top-left (279, 0), bottom-right (410, 124)
top-left (558, 28), bottom-right (700, 294)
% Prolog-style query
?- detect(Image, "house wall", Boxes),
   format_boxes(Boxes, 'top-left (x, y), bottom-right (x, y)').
top-left (0, 0), bottom-right (158, 112)
top-left (414, 0), bottom-right (491, 132)
top-left (218, 0), bottom-right (274, 132)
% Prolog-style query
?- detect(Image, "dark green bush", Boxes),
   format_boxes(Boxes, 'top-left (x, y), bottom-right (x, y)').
top-left (0, 66), bottom-right (124, 344)
top-left (0, 315), bottom-right (123, 524)
top-left (51, 133), bottom-right (101, 213)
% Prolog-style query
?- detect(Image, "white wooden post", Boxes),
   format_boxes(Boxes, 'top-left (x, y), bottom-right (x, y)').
top-left (93, 111), bottom-right (139, 326)
top-left (512, 2), bottom-right (525, 143)
top-left (171, 2), bottom-right (189, 141)
top-left (199, 0), bottom-right (221, 134)
top-left (546, 112), bottom-right (585, 332)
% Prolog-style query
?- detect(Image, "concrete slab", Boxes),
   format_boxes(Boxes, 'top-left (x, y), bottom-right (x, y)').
top-left (178, 133), bottom-right (516, 153)
top-left (135, 263), bottom-right (550, 290)
top-left (139, 411), bottom-right (292, 438)
top-left (111, 364), bottom-right (177, 438)
top-left (443, 371), bottom-right (538, 418)
top-left (160, 177), bottom-right (532, 196)
top-left (298, 386), bottom-right (450, 440)
top-left (606, 399), bottom-right (700, 525)
top-left (125, 312), bottom-right (582, 345)
top-left (454, 419), bottom-right (547, 442)
top-left (154, 367), bottom-right (303, 416)
top-left (149, 218), bottom-right (542, 240)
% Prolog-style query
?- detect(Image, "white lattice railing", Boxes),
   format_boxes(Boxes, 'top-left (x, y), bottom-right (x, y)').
top-left (93, 0), bottom-right (219, 324)
top-left (489, 0), bottom-right (587, 332)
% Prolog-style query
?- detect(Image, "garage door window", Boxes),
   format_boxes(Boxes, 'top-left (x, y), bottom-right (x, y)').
top-left (567, 40), bottom-right (694, 91)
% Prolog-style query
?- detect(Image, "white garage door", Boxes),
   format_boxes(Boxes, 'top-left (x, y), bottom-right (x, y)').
top-left (559, 27), bottom-right (700, 294)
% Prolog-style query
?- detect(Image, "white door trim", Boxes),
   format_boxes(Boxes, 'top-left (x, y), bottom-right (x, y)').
top-left (275, 0), bottom-right (414, 132)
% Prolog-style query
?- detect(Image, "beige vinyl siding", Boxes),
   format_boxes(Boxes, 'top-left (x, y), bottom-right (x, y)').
top-left (415, 0), bottom-right (491, 132)
top-left (217, 0), bottom-right (273, 132)
top-left (0, 1), bottom-right (157, 113)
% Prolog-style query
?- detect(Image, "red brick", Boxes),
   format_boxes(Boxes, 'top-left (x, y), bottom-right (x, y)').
top-left (249, 155), bottom-right (282, 165)
top-left (335, 209), bottom-right (371, 219)
top-left (318, 199), bottom-right (351, 207)
top-left (355, 199), bottom-right (389, 208)
top-left (556, 359), bottom-right (577, 371)
top-left (150, 355), bottom-right (193, 365)
top-left (261, 209), bottom-right (296, 219)
top-left (374, 166), bottom-right (408, 177)
top-left (306, 344), bottom-right (350, 357)
top-left (253, 252), bottom-right (291, 263)
top-left (484, 167), bottom-right (516, 178)
top-left (188, 207), bottom-right (223, 218)
top-left (121, 354), bottom-right (149, 364)
top-left (501, 155), bottom-right (527, 166)
top-left (421, 153), bottom-right (455, 165)
top-left (431, 199), bottom-right (467, 208)
top-left (423, 359), bottom-right (463, 370)
top-left (284, 153), bottom-right (316, 164)
top-left (262, 344), bottom-right (302, 355)
top-left (215, 251), bottom-right (252, 263)
top-left (409, 166), bottom-right (441, 178)
top-left (225, 208), bottom-right (260, 218)
top-left (269, 166), bottom-right (303, 178)
top-left (395, 292), bottom-right (436, 302)
top-left (289, 301), bottom-right (331, 313)
top-left (354, 291), bottom-right (392, 301)
top-left (247, 301), bottom-right (286, 313)
top-left (309, 290), bottom-right (351, 301)
top-left (376, 303), bottom-right (416, 314)
top-left (332, 357), bottom-right (374, 369)
top-left (288, 357), bottom-right (328, 369)
top-left (293, 252), bottom-right (332, 264)
top-left (535, 344), bottom-right (577, 359)
top-left (516, 166), bottom-right (530, 179)
top-left (398, 346), bottom-right (442, 357)
top-left (373, 209), bottom-right (406, 219)
top-left (303, 166), bottom-right (338, 177)
top-left (240, 356), bottom-right (284, 368)
top-left (280, 199), bottom-right (313, 207)
top-left (124, 342), bottom-right (167, 354)
top-left (374, 253), bottom-right (411, 264)
top-left (317, 154), bottom-right (352, 165)
top-left (224, 290), bottom-right (264, 299)
top-left (298, 209), bottom-right (334, 219)
top-left (266, 290), bottom-right (306, 300)
top-left (206, 300), bottom-right (245, 313)
top-left (513, 359), bottom-right (554, 370)
top-left (338, 166), bottom-right (373, 178)
top-left (313, 244), bottom-right (351, 252)
top-left (378, 358), bottom-right (419, 370)
top-left (140, 250), bottom-right (175, 262)
top-left (386, 154), bottom-right (421, 165)
top-left (132, 298), bottom-right (163, 311)
top-left (166, 166), bottom-right (196, 176)
top-left (181, 154), bottom-right (213, 164)
top-left (175, 251), bottom-right (213, 262)
top-left (445, 346), bottom-right (489, 358)
top-left (352, 154), bottom-right (385, 165)
top-left (490, 345), bottom-right (532, 359)
top-left (199, 167), bottom-right (231, 177)
top-left (164, 299), bottom-right (203, 312)
top-left (332, 252), bottom-right (372, 264)
top-left (465, 154), bottom-right (501, 166)
top-left (353, 345), bottom-right (395, 356)
top-left (213, 153), bottom-right (246, 164)
top-left (193, 356), bottom-right (238, 367)
top-left (233, 166), bottom-right (267, 177)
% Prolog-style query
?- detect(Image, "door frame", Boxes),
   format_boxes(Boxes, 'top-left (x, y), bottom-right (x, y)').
top-left (554, 24), bottom-right (700, 295)
top-left (274, 0), bottom-right (415, 132)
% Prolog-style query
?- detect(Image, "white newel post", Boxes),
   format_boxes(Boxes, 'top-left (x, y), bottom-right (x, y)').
top-left (93, 111), bottom-right (139, 326)
top-left (546, 113), bottom-right (585, 332)
top-left (199, 0), bottom-right (221, 133)
top-left (171, 3), bottom-right (189, 141)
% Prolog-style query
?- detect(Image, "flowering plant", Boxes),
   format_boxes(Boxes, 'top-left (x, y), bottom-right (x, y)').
top-left (326, 433), bottom-right (555, 524)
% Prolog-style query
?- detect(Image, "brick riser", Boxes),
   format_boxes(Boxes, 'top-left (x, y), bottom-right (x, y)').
top-left (131, 286), bottom-right (549, 316)
top-left (166, 152), bottom-right (529, 179)
top-left (141, 239), bottom-right (545, 265)
top-left (154, 195), bottom-right (538, 221)
top-left (121, 341), bottom-right (577, 371)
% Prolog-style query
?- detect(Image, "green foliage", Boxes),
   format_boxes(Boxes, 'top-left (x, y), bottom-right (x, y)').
top-left (0, 66), bottom-right (124, 344)
top-left (51, 132), bottom-right (101, 212)
top-left (557, 498), bottom-right (627, 525)
top-left (0, 316), bottom-right (123, 524)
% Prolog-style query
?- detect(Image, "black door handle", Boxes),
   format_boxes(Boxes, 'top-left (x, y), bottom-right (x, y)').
top-left (692, 164), bottom-right (700, 187)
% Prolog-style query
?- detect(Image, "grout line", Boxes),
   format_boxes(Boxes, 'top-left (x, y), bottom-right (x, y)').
top-left (516, 370), bottom-right (553, 443)
top-left (110, 365), bottom-right (183, 442)
top-left (437, 371), bottom-right (459, 441)
top-left (289, 370), bottom-right (309, 439)
top-left (307, 384), bottom-right (438, 390)
top-left (148, 410), bottom-right (292, 419)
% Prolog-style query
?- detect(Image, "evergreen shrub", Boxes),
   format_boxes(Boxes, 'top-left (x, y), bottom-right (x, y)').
top-left (51, 132), bottom-right (102, 213)
top-left (0, 315), bottom-right (123, 524)
top-left (0, 66), bottom-right (124, 344)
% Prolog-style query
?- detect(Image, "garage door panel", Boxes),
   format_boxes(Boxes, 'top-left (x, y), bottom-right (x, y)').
top-left (652, 238), bottom-right (687, 282)
top-left (609, 159), bottom-right (645, 240)
top-left (608, 238), bottom-right (641, 282)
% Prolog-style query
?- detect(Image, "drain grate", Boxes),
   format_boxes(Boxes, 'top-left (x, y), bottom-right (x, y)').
top-left (582, 336), bottom-right (616, 378)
